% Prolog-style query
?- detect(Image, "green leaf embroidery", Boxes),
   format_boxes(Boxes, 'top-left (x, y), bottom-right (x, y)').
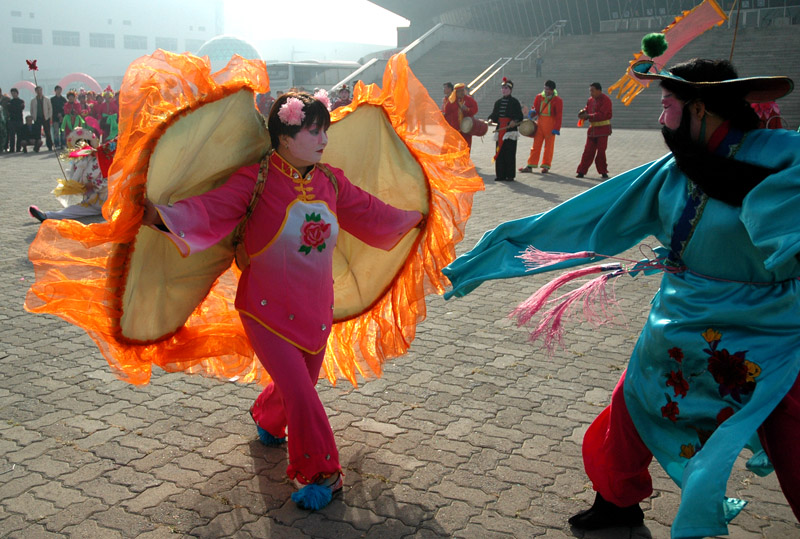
top-left (317, 243), bottom-right (326, 252)
top-left (299, 245), bottom-right (312, 255)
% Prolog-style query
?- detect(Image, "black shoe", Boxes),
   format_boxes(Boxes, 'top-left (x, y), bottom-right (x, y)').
top-left (541, 168), bottom-right (549, 174)
top-left (568, 492), bottom-right (644, 530)
top-left (576, 173), bottom-right (585, 178)
top-left (601, 173), bottom-right (610, 179)
top-left (28, 206), bottom-right (47, 222)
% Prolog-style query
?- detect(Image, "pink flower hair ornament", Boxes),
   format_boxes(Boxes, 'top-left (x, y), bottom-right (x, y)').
top-left (313, 89), bottom-right (331, 111)
top-left (278, 97), bottom-right (306, 126)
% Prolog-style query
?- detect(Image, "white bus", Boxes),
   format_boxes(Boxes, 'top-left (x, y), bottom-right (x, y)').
top-left (266, 60), bottom-right (361, 93)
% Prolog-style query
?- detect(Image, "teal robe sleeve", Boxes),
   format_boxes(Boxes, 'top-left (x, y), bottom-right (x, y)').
top-left (443, 154), bottom-right (676, 299)
top-left (738, 129), bottom-right (800, 271)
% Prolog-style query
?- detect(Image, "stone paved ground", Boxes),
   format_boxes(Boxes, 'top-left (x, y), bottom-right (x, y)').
top-left (2, 128), bottom-right (799, 538)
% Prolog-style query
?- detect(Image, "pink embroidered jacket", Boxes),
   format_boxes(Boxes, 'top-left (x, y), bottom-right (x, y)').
top-left (153, 151), bottom-right (422, 353)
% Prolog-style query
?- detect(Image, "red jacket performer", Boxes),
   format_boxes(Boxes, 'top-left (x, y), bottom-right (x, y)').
top-left (520, 79), bottom-right (563, 174)
top-left (443, 83), bottom-right (478, 148)
top-left (576, 82), bottom-right (613, 179)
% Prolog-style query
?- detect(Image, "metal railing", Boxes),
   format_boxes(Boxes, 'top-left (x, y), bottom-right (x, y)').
top-left (468, 58), bottom-right (512, 94)
top-left (330, 23), bottom-right (447, 91)
top-left (515, 20), bottom-right (568, 67)
top-left (468, 20), bottom-right (568, 100)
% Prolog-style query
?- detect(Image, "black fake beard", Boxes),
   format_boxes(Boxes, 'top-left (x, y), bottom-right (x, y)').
top-left (661, 109), bottom-right (775, 207)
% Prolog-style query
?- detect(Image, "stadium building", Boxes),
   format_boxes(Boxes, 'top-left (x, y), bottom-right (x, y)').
top-left (365, 0), bottom-right (800, 129)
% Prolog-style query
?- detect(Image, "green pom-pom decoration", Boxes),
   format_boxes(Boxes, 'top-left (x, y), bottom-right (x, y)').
top-left (641, 33), bottom-right (668, 58)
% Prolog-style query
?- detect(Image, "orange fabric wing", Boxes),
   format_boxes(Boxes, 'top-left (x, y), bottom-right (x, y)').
top-left (25, 51), bottom-right (483, 387)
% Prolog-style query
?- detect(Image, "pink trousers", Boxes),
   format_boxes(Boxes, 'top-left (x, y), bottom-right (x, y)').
top-left (242, 316), bottom-right (340, 484)
top-left (584, 370), bottom-right (800, 520)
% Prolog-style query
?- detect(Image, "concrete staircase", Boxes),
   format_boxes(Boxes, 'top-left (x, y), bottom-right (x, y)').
top-left (408, 25), bottom-right (800, 130)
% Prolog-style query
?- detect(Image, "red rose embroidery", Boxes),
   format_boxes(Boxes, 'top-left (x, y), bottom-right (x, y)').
top-left (706, 348), bottom-right (755, 403)
top-left (666, 370), bottom-right (689, 398)
top-left (299, 213), bottom-right (331, 254)
top-left (668, 347), bottom-right (684, 363)
top-left (661, 399), bottom-right (680, 422)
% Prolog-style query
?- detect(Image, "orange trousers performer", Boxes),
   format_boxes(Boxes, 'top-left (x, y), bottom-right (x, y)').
top-left (527, 115), bottom-right (558, 171)
top-left (523, 85), bottom-right (563, 172)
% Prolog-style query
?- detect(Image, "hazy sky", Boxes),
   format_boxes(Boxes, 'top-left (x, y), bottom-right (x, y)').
top-left (223, 0), bottom-right (410, 46)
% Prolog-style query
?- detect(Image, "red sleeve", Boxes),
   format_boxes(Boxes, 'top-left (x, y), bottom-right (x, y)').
top-left (553, 96), bottom-right (563, 131)
top-left (333, 168), bottom-right (422, 251)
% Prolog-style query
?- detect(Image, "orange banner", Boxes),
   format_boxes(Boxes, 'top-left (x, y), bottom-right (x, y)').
top-left (609, 0), bottom-right (728, 105)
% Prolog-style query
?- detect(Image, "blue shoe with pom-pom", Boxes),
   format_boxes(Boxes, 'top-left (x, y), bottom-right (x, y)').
top-left (256, 425), bottom-right (286, 446)
top-left (291, 473), bottom-right (343, 510)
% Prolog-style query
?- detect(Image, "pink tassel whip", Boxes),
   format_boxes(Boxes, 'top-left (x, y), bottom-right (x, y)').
top-left (511, 263), bottom-right (624, 353)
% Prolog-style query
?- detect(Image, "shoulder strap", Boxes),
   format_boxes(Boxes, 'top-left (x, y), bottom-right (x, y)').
top-left (316, 163), bottom-right (339, 198)
top-left (231, 155), bottom-right (268, 250)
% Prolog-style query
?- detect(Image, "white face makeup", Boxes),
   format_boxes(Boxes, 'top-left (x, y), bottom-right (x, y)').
top-left (282, 124), bottom-right (328, 169)
top-left (660, 89), bottom-right (684, 130)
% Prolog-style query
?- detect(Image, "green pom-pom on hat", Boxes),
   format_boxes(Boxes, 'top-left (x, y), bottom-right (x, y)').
top-left (641, 33), bottom-right (668, 58)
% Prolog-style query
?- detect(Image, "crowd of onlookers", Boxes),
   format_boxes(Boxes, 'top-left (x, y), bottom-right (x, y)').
top-left (0, 85), bottom-right (119, 154)
top-left (2, 80), bottom-right (364, 155)
top-left (1, 81), bottom-right (357, 155)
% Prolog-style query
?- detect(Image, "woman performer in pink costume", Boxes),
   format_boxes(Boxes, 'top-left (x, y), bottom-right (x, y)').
top-left (142, 91), bottom-right (424, 510)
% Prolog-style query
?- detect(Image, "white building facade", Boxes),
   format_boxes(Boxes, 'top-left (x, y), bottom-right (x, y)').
top-left (2, 0), bottom-right (223, 97)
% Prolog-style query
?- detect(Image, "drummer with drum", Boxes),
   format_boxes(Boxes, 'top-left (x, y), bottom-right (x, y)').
top-left (520, 79), bottom-right (563, 175)
top-left (443, 83), bottom-right (479, 148)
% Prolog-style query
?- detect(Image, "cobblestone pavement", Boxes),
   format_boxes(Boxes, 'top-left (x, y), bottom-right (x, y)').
top-left (2, 129), bottom-right (799, 538)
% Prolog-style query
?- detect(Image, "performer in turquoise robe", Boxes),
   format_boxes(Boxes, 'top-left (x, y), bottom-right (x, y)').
top-left (443, 59), bottom-right (799, 538)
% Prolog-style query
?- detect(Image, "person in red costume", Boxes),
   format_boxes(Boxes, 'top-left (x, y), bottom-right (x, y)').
top-left (576, 82), bottom-right (613, 179)
top-left (332, 85), bottom-right (352, 109)
top-left (91, 91), bottom-right (114, 140)
top-left (520, 79), bottom-right (563, 174)
top-left (443, 83), bottom-right (478, 148)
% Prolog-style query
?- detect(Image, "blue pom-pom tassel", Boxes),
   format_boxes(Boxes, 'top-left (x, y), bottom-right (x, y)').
top-left (291, 483), bottom-right (333, 510)
top-left (256, 425), bottom-right (286, 446)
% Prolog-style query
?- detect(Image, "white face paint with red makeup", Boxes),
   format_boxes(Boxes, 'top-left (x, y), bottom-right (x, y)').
top-left (283, 124), bottom-right (328, 168)
top-left (659, 90), bottom-right (684, 130)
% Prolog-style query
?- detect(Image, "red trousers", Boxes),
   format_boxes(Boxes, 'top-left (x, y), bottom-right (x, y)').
top-left (243, 316), bottom-right (340, 484)
top-left (584, 370), bottom-right (800, 520)
top-left (576, 135), bottom-right (608, 175)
